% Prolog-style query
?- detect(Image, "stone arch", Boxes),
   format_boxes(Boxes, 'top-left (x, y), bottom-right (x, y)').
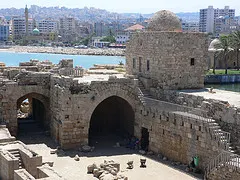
top-left (16, 92), bottom-right (50, 134)
top-left (86, 83), bottom-right (137, 145)
top-left (2, 84), bottom-right (51, 136)
top-left (85, 84), bottom-right (137, 123)
top-left (88, 95), bottom-right (135, 145)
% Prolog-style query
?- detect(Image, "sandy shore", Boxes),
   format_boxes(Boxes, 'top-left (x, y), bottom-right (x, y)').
top-left (0, 46), bottom-right (125, 56)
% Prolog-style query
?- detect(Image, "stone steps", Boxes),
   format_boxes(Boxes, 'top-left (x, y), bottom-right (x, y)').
top-left (8, 149), bottom-right (24, 169)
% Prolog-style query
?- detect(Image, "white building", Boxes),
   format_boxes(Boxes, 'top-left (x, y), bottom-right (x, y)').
top-left (59, 17), bottom-right (77, 42)
top-left (215, 16), bottom-right (237, 36)
top-left (182, 22), bottom-right (199, 32)
top-left (12, 17), bottom-right (26, 39)
top-left (116, 31), bottom-right (130, 44)
top-left (38, 19), bottom-right (58, 34)
top-left (199, 6), bottom-right (235, 33)
top-left (116, 24), bottom-right (144, 44)
top-left (92, 37), bottom-right (110, 48)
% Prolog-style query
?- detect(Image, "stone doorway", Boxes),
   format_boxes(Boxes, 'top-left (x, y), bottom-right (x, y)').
top-left (141, 127), bottom-right (149, 151)
top-left (89, 96), bottom-right (134, 147)
top-left (17, 93), bottom-right (50, 135)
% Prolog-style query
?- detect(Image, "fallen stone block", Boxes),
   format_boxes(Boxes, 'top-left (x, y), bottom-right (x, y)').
top-left (74, 155), bottom-right (80, 161)
top-left (87, 163), bottom-right (97, 174)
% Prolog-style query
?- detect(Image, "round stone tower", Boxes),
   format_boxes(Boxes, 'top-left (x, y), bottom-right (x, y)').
top-left (147, 10), bottom-right (182, 32)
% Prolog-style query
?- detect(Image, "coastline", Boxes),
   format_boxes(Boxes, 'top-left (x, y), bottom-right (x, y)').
top-left (0, 46), bottom-right (125, 56)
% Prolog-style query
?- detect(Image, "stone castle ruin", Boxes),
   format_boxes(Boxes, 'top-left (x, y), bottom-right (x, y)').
top-left (0, 10), bottom-right (240, 180)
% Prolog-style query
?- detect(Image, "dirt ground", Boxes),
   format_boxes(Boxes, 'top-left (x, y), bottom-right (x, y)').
top-left (18, 134), bottom-right (203, 180)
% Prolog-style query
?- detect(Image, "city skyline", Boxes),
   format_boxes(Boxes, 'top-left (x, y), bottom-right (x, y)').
top-left (0, 0), bottom-right (240, 15)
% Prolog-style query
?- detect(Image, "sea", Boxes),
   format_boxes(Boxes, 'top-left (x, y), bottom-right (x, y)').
top-left (1, 51), bottom-right (240, 93)
top-left (0, 51), bottom-right (125, 69)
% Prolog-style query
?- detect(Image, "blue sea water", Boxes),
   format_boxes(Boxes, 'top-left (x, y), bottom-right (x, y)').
top-left (0, 51), bottom-right (125, 69)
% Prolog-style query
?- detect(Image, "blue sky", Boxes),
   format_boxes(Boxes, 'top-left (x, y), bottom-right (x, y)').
top-left (1, 0), bottom-right (240, 14)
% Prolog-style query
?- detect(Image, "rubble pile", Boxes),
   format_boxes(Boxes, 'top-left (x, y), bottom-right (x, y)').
top-left (87, 160), bottom-right (128, 180)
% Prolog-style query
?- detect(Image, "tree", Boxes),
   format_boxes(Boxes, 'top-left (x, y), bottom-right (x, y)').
top-left (100, 36), bottom-right (116, 43)
top-left (230, 31), bottom-right (240, 70)
top-left (214, 35), bottom-right (232, 74)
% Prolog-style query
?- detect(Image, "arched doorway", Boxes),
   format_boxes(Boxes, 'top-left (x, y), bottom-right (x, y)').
top-left (17, 93), bottom-right (50, 135)
top-left (89, 96), bottom-right (135, 146)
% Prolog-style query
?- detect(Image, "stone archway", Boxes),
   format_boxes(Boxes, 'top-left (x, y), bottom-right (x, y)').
top-left (17, 93), bottom-right (50, 134)
top-left (88, 96), bottom-right (135, 146)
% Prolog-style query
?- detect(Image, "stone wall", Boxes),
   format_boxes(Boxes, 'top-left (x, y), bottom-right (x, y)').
top-left (149, 88), bottom-right (240, 154)
top-left (19, 149), bottom-right (42, 178)
top-left (126, 31), bottom-right (208, 89)
top-left (49, 75), bottom-right (138, 149)
top-left (0, 80), bottom-right (50, 135)
top-left (0, 151), bottom-right (19, 180)
top-left (134, 102), bottom-right (221, 170)
top-left (14, 169), bottom-right (35, 180)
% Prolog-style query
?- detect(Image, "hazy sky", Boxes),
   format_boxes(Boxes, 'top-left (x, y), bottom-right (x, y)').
top-left (1, 0), bottom-right (240, 14)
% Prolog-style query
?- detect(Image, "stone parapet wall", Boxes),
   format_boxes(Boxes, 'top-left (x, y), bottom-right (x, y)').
top-left (135, 103), bottom-right (221, 170)
top-left (15, 71), bottom-right (51, 87)
top-left (0, 150), bottom-right (19, 180)
top-left (37, 164), bottom-right (64, 179)
top-left (149, 88), bottom-right (240, 154)
top-left (14, 169), bottom-right (35, 180)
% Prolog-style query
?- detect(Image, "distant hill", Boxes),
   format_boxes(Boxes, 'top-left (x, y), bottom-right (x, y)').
top-left (121, 12), bottom-right (199, 22)
top-left (0, 6), bottom-right (199, 23)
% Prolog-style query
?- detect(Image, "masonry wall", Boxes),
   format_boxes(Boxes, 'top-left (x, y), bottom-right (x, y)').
top-left (0, 151), bottom-right (19, 180)
top-left (0, 72), bottom-right (51, 136)
top-left (126, 31), bottom-right (208, 90)
top-left (150, 88), bottom-right (240, 154)
top-left (50, 76), bottom-right (138, 149)
top-left (134, 105), bottom-right (222, 170)
top-left (14, 169), bottom-right (35, 180)
top-left (19, 149), bottom-right (42, 178)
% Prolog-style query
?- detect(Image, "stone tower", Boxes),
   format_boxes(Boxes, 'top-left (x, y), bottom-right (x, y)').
top-left (126, 10), bottom-right (208, 90)
top-left (25, 5), bottom-right (29, 36)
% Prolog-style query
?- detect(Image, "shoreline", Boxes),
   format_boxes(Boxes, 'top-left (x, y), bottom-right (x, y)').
top-left (0, 46), bottom-right (125, 56)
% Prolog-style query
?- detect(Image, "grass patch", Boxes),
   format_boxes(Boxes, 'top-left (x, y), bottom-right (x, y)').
top-left (206, 69), bottom-right (240, 75)
top-left (115, 67), bottom-right (126, 73)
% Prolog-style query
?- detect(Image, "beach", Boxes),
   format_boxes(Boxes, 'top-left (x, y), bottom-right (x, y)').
top-left (0, 46), bottom-right (125, 56)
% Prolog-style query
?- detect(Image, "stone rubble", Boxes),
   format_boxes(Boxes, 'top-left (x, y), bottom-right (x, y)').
top-left (87, 160), bottom-right (128, 180)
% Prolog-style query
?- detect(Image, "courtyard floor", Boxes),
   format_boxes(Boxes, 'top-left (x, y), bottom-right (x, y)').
top-left (18, 134), bottom-right (203, 180)
top-left (180, 88), bottom-right (240, 107)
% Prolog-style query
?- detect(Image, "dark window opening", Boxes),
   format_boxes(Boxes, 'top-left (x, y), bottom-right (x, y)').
top-left (234, 62), bottom-right (236, 66)
top-left (173, 119), bottom-right (176, 125)
top-left (133, 58), bottom-right (136, 69)
top-left (190, 124), bottom-right (193, 129)
top-left (163, 129), bottom-right (165, 135)
top-left (196, 136), bottom-right (199, 140)
top-left (181, 121), bottom-right (184, 126)
top-left (147, 60), bottom-right (150, 71)
top-left (139, 57), bottom-right (142, 72)
top-left (191, 58), bottom-right (195, 66)
top-left (199, 126), bottom-right (202, 131)
top-left (141, 127), bottom-right (149, 151)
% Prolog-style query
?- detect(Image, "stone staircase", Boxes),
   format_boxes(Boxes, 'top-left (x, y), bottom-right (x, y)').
top-left (8, 149), bottom-right (24, 169)
top-left (136, 79), bottom-right (238, 179)
top-left (205, 151), bottom-right (240, 179)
